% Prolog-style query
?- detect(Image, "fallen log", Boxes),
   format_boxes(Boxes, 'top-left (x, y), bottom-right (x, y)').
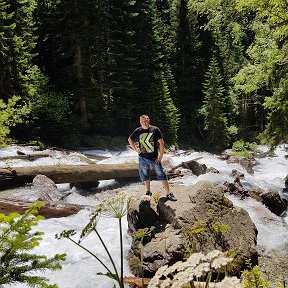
top-left (0, 163), bottom-right (140, 190)
top-left (0, 198), bottom-right (89, 218)
top-left (0, 153), bottom-right (50, 161)
top-left (0, 162), bottom-right (180, 190)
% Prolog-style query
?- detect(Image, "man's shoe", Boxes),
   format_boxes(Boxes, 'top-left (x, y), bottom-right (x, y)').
top-left (167, 192), bottom-right (177, 201)
top-left (146, 191), bottom-right (152, 196)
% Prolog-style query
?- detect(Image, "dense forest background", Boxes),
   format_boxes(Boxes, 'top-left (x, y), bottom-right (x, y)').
top-left (0, 0), bottom-right (287, 152)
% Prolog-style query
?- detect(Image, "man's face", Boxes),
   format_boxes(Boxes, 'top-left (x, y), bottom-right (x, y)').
top-left (140, 116), bottom-right (150, 129)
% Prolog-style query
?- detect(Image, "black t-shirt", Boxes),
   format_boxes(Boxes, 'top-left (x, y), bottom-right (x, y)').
top-left (129, 125), bottom-right (163, 159)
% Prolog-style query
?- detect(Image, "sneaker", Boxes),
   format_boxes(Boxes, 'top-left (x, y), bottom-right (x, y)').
top-left (146, 191), bottom-right (152, 196)
top-left (167, 192), bottom-right (177, 201)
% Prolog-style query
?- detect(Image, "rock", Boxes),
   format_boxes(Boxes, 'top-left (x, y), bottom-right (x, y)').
top-left (284, 175), bottom-right (288, 189)
top-left (226, 156), bottom-right (258, 175)
top-left (260, 190), bottom-right (287, 216)
top-left (248, 187), bottom-right (287, 216)
top-left (230, 169), bottom-right (245, 179)
top-left (127, 181), bottom-right (258, 277)
top-left (31, 174), bottom-right (63, 201)
top-left (182, 160), bottom-right (207, 176)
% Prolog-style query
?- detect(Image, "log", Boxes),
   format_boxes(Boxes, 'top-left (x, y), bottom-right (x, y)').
top-left (0, 153), bottom-right (50, 161)
top-left (0, 163), bottom-right (140, 190)
top-left (0, 198), bottom-right (88, 218)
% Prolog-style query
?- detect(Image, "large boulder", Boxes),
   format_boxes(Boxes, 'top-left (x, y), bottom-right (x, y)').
top-left (248, 187), bottom-right (287, 215)
top-left (127, 181), bottom-right (258, 277)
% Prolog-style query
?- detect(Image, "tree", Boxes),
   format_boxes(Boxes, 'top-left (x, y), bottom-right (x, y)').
top-left (0, 96), bottom-right (30, 146)
top-left (0, 0), bottom-right (37, 101)
top-left (199, 56), bottom-right (229, 152)
top-left (172, 0), bottom-right (204, 141)
top-left (234, 0), bottom-right (288, 146)
top-left (0, 202), bottom-right (65, 287)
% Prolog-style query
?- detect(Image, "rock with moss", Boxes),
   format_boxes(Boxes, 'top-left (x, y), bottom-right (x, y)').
top-left (127, 181), bottom-right (258, 277)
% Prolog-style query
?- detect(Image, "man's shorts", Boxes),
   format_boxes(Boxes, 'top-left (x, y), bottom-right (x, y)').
top-left (138, 156), bottom-right (167, 182)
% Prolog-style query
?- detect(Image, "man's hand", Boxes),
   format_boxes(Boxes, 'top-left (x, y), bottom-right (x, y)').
top-left (156, 155), bottom-right (163, 163)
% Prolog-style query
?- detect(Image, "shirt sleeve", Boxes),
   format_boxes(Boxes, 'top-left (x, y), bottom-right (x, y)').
top-left (129, 128), bottom-right (139, 141)
top-left (155, 127), bottom-right (163, 141)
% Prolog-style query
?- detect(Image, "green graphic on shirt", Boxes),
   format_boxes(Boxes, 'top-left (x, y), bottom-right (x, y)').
top-left (139, 133), bottom-right (154, 153)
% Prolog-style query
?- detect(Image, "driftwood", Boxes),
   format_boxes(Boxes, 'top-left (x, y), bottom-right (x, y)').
top-left (0, 153), bottom-right (50, 161)
top-left (0, 198), bottom-right (88, 218)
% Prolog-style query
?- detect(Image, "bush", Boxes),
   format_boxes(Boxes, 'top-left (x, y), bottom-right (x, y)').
top-left (232, 140), bottom-right (256, 158)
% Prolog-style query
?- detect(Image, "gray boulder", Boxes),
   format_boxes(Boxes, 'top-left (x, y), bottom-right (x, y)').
top-left (32, 174), bottom-right (63, 201)
top-left (127, 181), bottom-right (258, 277)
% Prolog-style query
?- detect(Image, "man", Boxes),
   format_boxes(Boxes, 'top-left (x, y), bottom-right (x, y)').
top-left (128, 115), bottom-right (177, 201)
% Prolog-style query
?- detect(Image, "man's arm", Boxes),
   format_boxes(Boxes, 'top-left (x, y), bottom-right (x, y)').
top-left (128, 137), bottom-right (141, 154)
top-left (156, 138), bottom-right (164, 163)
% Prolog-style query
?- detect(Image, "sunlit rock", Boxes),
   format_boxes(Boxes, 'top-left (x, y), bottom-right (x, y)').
top-left (128, 181), bottom-right (258, 277)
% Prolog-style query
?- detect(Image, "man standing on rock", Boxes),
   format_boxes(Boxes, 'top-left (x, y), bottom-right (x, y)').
top-left (128, 114), bottom-right (177, 201)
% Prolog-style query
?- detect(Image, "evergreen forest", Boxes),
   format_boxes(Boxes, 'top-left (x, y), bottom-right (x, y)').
top-left (1, 0), bottom-right (287, 152)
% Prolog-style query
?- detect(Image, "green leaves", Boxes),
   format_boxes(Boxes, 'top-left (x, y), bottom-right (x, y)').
top-left (0, 96), bottom-right (30, 146)
top-left (199, 56), bottom-right (230, 152)
top-left (0, 201), bottom-right (65, 287)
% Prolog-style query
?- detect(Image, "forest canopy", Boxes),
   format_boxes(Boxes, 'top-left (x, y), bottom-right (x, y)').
top-left (0, 0), bottom-right (287, 152)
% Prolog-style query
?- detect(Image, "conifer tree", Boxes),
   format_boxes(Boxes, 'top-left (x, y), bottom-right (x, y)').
top-left (148, 72), bottom-right (180, 145)
top-left (172, 0), bottom-right (204, 141)
top-left (199, 56), bottom-right (229, 152)
top-left (0, 0), bottom-right (37, 101)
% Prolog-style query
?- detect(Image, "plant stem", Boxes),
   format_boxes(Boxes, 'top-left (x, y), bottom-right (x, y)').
top-left (68, 237), bottom-right (112, 275)
top-left (118, 218), bottom-right (124, 288)
top-left (140, 240), bottom-right (144, 288)
top-left (94, 228), bottom-right (121, 286)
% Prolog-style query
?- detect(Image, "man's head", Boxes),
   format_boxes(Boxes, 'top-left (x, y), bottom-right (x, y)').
top-left (140, 115), bottom-right (150, 129)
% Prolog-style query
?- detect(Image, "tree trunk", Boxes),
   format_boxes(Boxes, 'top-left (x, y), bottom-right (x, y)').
top-left (0, 163), bottom-right (140, 190)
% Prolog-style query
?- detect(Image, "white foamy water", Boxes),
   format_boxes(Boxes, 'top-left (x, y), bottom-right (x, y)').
top-left (0, 144), bottom-right (287, 287)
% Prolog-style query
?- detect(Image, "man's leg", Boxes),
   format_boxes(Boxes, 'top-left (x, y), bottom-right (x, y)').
top-left (152, 161), bottom-right (177, 201)
top-left (161, 179), bottom-right (170, 194)
top-left (144, 180), bottom-right (151, 193)
top-left (139, 156), bottom-right (151, 195)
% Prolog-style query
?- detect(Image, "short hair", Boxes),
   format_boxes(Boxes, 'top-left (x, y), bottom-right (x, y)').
top-left (140, 115), bottom-right (149, 119)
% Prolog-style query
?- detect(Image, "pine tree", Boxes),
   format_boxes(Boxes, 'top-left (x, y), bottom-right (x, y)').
top-left (199, 56), bottom-right (229, 152)
top-left (0, 0), bottom-right (37, 101)
top-left (172, 0), bottom-right (204, 141)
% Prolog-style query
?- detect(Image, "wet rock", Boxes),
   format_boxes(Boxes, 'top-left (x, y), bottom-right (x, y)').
top-left (248, 187), bottom-right (287, 216)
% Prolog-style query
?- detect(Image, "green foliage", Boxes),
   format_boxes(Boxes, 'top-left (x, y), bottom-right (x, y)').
top-left (82, 134), bottom-right (127, 150)
top-left (259, 77), bottom-right (288, 147)
top-left (0, 96), bottom-right (30, 147)
top-left (235, 0), bottom-right (288, 39)
top-left (0, 201), bottom-right (65, 287)
top-left (211, 221), bottom-right (230, 234)
top-left (199, 56), bottom-right (230, 152)
top-left (242, 260), bottom-right (271, 288)
top-left (0, 0), bottom-right (37, 100)
top-left (232, 140), bottom-right (256, 158)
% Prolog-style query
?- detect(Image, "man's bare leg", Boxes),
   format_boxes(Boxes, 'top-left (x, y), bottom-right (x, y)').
top-left (144, 180), bottom-right (151, 192)
top-left (161, 179), bottom-right (170, 195)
